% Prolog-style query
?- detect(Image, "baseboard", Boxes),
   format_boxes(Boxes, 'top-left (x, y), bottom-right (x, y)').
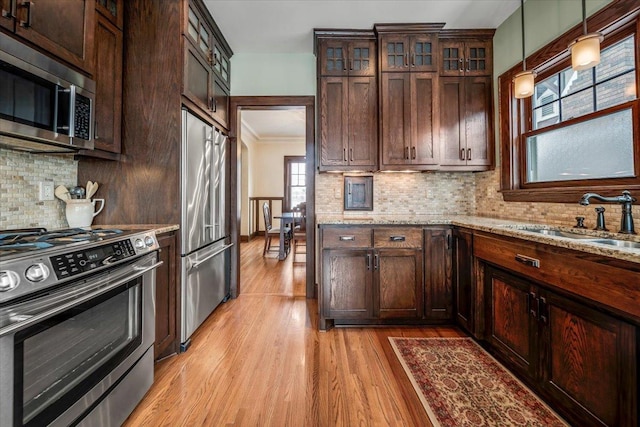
top-left (240, 235), bottom-right (249, 242)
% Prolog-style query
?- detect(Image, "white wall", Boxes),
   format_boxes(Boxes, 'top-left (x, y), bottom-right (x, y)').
top-left (249, 141), bottom-right (306, 198)
top-left (231, 53), bottom-right (316, 96)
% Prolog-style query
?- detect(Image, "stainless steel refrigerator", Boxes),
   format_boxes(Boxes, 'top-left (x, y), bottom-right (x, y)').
top-left (180, 109), bottom-right (232, 351)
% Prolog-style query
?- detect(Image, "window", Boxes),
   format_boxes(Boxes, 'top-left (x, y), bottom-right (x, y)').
top-left (284, 156), bottom-right (306, 211)
top-left (499, 4), bottom-right (640, 202)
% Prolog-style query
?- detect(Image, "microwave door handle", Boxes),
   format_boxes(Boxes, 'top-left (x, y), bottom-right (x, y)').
top-left (68, 85), bottom-right (76, 138)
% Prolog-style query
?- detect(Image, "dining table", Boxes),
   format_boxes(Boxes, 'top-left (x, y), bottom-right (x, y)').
top-left (274, 211), bottom-right (303, 260)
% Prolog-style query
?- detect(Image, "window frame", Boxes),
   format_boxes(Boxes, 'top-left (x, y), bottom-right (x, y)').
top-left (284, 155), bottom-right (306, 211)
top-left (499, 1), bottom-right (640, 203)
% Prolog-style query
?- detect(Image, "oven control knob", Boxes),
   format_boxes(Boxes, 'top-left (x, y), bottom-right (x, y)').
top-left (134, 238), bottom-right (145, 250)
top-left (25, 263), bottom-right (49, 282)
top-left (0, 271), bottom-right (20, 292)
top-left (144, 236), bottom-right (155, 247)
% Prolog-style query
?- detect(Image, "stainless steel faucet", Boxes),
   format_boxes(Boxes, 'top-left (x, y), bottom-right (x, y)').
top-left (579, 190), bottom-right (636, 234)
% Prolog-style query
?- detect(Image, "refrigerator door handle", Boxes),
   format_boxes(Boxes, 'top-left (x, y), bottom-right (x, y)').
top-left (190, 243), bottom-right (234, 269)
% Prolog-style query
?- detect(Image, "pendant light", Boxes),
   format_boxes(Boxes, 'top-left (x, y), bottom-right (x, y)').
top-left (513, 0), bottom-right (536, 99)
top-left (568, 0), bottom-right (603, 71)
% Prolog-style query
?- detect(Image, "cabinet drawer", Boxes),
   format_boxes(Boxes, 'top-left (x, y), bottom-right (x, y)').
top-left (322, 227), bottom-right (372, 248)
top-left (474, 233), bottom-right (640, 320)
top-left (374, 228), bottom-right (422, 248)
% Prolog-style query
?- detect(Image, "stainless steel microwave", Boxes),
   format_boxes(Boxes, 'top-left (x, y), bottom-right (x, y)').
top-left (0, 34), bottom-right (95, 153)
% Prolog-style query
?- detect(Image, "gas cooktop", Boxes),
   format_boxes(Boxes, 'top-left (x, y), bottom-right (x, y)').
top-left (0, 228), bottom-right (127, 256)
top-left (0, 227), bottom-right (160, 303)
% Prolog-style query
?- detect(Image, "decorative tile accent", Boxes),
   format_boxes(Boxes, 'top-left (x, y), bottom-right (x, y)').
top-left (1, 148), bottom-right (77, 230)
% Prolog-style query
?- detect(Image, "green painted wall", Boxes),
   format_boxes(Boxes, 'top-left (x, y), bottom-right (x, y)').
top-left (231, 53), bottom-right (316, 96)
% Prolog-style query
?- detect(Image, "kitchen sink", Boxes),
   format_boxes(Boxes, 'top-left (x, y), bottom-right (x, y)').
top-left (590, 239), bottom-right (640, 249)
top-left (523, 228), bottom-right (598, 239)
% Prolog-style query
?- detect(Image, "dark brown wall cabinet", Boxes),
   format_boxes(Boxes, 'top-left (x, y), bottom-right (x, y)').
top-left (1, 0), bottom-right (95, 74)
top-left (92, 11), bottom-right (122, 153)
top-left (379, 31), bottom-right (441, 73)
top-left (316, 31), bottom-right (378, 171)
top-left (95, 0), bottom-right (123, 29)
top-left (438, 33), bottom-right (493, 169)
top-left (182, 0), bottom-right (231, 129)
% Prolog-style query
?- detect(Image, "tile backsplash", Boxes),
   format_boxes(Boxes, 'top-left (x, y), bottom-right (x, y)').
top-left (316, 172), bottom-right (477, 216)
top-left (1, 148), bottom-right (77, 229)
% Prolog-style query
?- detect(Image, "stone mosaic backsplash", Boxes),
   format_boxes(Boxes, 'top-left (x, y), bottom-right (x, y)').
top-left (315, 172), bottom-right (477, 216)
top-left (0, 147), bottom-right (631, 233)
top-left (1, 148), bottom-right (77, 230)
top-left (474, 170), bottom-right (625, 229)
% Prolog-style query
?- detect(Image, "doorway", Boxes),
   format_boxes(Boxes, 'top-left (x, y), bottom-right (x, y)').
top-left (229, 96), bottom-right (315, 299)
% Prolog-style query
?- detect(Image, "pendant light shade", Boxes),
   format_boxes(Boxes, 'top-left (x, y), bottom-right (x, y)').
top-left (514, 70), bottom-right (536, 99)
top-left (569, 0), bottom-right (603, 71)
top-left (512, 0), bottom-right (535, 99)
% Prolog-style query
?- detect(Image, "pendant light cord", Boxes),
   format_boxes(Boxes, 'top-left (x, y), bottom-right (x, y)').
top-left (582, 0), bottom-right (587, 35)
top-left (521, 0), bottom-right (526, 70)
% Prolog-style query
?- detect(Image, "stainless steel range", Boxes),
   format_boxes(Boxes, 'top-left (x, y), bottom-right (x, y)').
top-left (0, 228), bottom-right (161, 427)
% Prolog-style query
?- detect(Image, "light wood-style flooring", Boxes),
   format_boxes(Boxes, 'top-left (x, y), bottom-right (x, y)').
top-left (124, 238), bottom-right (464, 426)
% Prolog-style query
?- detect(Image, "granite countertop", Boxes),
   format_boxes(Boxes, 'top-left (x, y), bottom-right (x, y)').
top-left (96, 224), bottom-right (180, 234)
top-left (316, 214), bottom-right (640, 265)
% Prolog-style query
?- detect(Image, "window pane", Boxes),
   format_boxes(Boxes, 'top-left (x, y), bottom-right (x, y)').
top-left (533, 101), bottom-right (560, 130)
top-left (596, 36), bottom-right (635, 83)
top-left (560, 68), bottom-right (593, 96)
top-left (561, 90), bottom-right (594, 121)
top-left (533, 75), bottom-right (559, 108)
top-left (526, 108), bottom-right (634, 183)
top-left (291, 187), bottom-right (306, 208)
top-left (596, 71), bottom-right (636, 110)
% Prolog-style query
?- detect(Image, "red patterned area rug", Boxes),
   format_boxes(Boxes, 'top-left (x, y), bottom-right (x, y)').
top-left (389, 337), bottom-right (569, 427)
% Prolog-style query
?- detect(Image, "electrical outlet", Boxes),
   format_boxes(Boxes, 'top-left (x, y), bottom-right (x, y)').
top-left (39, 181), bottom-right (54, 201)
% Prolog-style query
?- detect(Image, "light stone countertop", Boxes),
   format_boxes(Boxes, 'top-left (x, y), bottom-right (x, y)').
top-left (316, 214), bottom-right (640, 265)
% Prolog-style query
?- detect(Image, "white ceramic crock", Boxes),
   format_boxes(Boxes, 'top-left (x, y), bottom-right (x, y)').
top-left (65, 199), bottom-right (105, 228)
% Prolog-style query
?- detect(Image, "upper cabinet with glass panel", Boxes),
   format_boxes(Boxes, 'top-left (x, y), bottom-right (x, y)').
top-left (96, 0), bottom-right (123, 29)
top-left (375, 24), bottom-right (444, 73)
top-left (317, 36), bottom-right (376, 77)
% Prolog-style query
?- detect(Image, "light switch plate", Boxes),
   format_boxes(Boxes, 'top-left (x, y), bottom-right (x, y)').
top-left (39, 181), bottom-right (55, 201)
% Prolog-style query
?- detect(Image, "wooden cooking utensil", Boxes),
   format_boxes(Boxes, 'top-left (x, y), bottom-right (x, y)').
top-left (55, 185), bottom-right (70, 201)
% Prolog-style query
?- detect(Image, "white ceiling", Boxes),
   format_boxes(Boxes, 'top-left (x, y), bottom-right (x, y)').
top-left (241, 109), bottom-right (306, 144)
top-left (203, 0), bottom-right (520, 54)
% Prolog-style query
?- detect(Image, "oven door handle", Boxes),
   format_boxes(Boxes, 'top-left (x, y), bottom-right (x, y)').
top-left (0, 260), bottom-right (163, 337)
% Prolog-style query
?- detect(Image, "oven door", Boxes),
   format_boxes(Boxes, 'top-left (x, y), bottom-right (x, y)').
top-left (0, 252), bottom-right (159, 427)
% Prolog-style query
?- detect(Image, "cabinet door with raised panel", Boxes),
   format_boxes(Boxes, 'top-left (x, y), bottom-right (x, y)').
top-left (381, 73), bottom-right (411, 166)
top-left (485, 267), bottom-right (538, 381)
top-left (318, 39), bottom-right (349, 77)
top-left (540, 291), bottom-right (637, 427)
top-left (424, 227), bottom-right (452, 320)
top-left (184, 40), bottom-right (214, 115)
top-left (319, 77), bottom-right (348, 168)
top-left (347, 76), bottom-right (378, 168)
top-left (323, 249), bottom-right (373, 319)
top-left (464, 76), bottom-right (492, 166)
top-left (0, 0), bottom-right (14, 31)
top-left (439, 77), bottom-right (466, 166)
top-left (93, 13), bottom-right (122, 153)
top-left (376, 248), bottom-right (423, 319)
top-left (14, 0), bottom-right (95, 73)
top-left (411, 73), bottom-right (438, 165)
top-left (96, 0), bottom-right (123, 29)
top-left (155, 232), bottom-right (178, 360)
top-left (453, 228), bottom-right (474, 333)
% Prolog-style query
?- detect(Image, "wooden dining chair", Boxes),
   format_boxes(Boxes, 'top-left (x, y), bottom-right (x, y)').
top-left (262, 202), bottom-right (288, 256)
top-left (292, 203), bottom-right (306, 263)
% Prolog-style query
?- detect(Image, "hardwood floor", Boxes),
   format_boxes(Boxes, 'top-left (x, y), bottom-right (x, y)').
top-left (124, 239), bottom-right (464, 426)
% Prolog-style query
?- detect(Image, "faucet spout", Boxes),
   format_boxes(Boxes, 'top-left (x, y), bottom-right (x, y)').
top-left (578, 191), bottom-right (636, 234)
